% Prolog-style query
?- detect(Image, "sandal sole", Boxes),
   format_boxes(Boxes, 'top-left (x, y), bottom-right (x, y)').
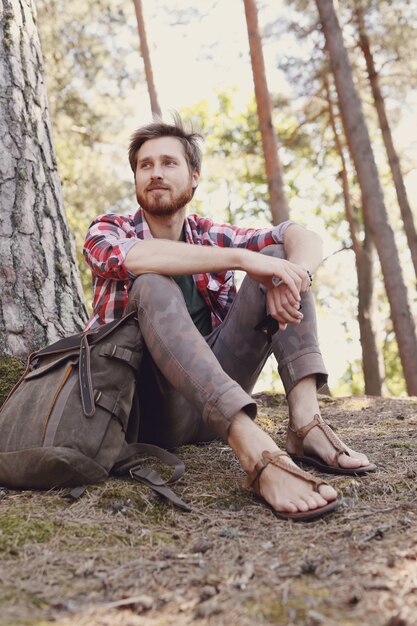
top-left (255, 494), bottom-right (340, 522)
top-left (289, 454), bottom-right (377, 476)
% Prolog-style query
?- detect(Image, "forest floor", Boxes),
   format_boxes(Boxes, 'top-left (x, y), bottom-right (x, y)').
top-left (1, 393), bottom-right (417, 626)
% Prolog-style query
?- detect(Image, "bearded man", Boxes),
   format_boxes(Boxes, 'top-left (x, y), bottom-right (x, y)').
top-left (83, 116), bottom-right (375, 521)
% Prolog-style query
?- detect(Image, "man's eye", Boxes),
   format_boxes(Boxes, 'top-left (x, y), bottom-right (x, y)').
top-left (140, 163), bottom-right (151, 169)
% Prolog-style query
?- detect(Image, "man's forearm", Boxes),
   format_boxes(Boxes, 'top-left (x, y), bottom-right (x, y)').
top-left (125, 239), bottom-right (244, 276)
top-left (125, 235), bottom-right (315, 300)
top-left (283, 224), bottom-right (323, 274)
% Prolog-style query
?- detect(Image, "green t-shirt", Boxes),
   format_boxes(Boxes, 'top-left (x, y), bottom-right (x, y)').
top-left (172, 229), bottom-right (212, 336)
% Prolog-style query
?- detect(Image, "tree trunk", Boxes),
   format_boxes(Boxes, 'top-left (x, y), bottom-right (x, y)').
top-left (242, 0), bottom-right (289, 225)
top-left (0, 0), bottom-right (87, 359)
top-left (315, 0), bottom-right (417, 396)
top-left (132, 0), bottom-right (162, 118)
top-left (324, 74), bottom-right (383, 395)
top-left (357, 232), bottom-right (386, 395)
top-left (353, 0), bottom-right (417, 281)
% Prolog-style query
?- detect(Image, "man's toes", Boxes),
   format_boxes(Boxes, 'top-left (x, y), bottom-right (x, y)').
top-left (274, 499), bottom-right (300, 514)
top-left (287, 497), bottom-right (310, 513)
top-left (339, 453), bottom-right (363, 469)
top-left (340, 448), bottom-right (371, 468)
top-left (304, 494), bottom-right (323, 510)
top-left (290, 494), bottom-right (330, 512)
top-left (359, 453), bottom-right (370, 466)
top-left (318, 484), bottom-right (337, 502)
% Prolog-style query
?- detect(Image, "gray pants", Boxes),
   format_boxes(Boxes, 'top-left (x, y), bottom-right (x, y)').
top-left (127, 245), bottom-right (327, 448)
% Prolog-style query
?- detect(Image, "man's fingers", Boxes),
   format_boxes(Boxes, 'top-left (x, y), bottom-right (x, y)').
top-left (246, 255), bottom-right (310, 299)
top-left (274, 261), bottom-right (310, 296)
top-left (276, 304), bottom-right (303, 323)
top-left (267, 288), bottom-right (303, 324)
top-left (278, 273), bottom-right (301, 302)
top-left (281, 289), bottom-right (299, 308)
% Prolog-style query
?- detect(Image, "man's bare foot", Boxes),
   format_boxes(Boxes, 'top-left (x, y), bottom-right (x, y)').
top-left (256, 451), bottom-right (338, 515)
top-left (287, 413), bottom-right (375, 472)
top-left (227, 411), bottom-right (338, 518)
top-left (286, 376), bottom-right (374, 473)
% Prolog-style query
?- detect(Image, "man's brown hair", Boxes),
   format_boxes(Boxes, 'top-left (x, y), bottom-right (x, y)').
top-left (128, 113), bottom-right (203, 174)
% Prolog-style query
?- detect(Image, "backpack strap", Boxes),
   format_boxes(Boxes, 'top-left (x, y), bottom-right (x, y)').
top-left (79, 317), bottom-right (141, 418)
top-left (79, 335), bottom-right (95, 417)
top-left (113, 442), bottom-right (191, 512)
top-left (99, 344), bottom-right (142, 370)
top-left (94, 391), bottom-right (129, 429)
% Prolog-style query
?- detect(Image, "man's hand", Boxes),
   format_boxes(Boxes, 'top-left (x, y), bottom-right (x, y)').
top-left (266, 283), bottom-right (305, 330)
top-left (244, 254), bottom-right (310, 303)
top-left (242, 252), bottom-right (311, 331)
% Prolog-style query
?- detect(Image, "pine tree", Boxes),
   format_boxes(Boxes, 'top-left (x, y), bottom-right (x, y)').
top-left (0, 0), bottom-right (87, 358)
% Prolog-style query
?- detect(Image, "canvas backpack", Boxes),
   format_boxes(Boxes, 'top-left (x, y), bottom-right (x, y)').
top-left (0, 312), bottom-right (190, 511)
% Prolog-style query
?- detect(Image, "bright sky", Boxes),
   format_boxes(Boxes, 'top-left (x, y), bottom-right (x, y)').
top-left (131, 0), bottom-right (417, 395)
top-left (134, 0), bottom-right (289, 120)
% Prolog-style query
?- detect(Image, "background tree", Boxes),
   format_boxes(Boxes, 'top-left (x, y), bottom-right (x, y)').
top-left (324, 73), bottom-right (383, 395)
top-left (269, 0), bottom-right (417, 394)
top-left (132, 0), bottom-right (162, 117)
top-left (36, 0), bottom-right (139, 304)
top-left (352, 0), bottom-right (417, 281)
top-left (315, 0), bottom-right (417, 395)
top-left (0, 0), bottom-right (87, 359)
top-left (262, 3), bottom-right (385, 394)
top-left (243, 0), bottom-right (289, 224)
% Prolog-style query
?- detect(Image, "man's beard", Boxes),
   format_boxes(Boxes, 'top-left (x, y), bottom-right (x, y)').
top-left (136, 185), bottom-right (193, 218)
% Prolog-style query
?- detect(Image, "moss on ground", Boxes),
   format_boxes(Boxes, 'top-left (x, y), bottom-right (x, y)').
top-left (95, 481), bottom-right (150, 511)
top-left (0, 355), bottom-right (25, 407)
top-left (0, 487), bottom-right (171, 559)
top-left (0, 510), bottom-right (56, 555)
top-left (390, 441), bottom-right (417, 449)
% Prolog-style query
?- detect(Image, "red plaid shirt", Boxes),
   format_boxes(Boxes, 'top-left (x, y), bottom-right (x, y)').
top-left (83, 208), bottom-right (293, 329)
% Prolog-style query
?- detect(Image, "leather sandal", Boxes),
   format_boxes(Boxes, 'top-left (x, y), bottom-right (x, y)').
top-left (287, 414), bottom-right (377, 475)
top-left (244, 450), bottom-right (339, 522)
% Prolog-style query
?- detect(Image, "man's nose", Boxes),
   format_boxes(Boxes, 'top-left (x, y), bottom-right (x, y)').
top-left (150, 164), bottom-right (163, 178)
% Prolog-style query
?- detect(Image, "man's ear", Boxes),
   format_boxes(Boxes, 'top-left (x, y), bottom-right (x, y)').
top-left (191, 169), bottom-right (200, 188)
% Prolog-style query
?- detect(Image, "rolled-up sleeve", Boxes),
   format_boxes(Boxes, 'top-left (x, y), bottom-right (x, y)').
top-left (202, 217), bottom-right (296, 250)
top-left (271, 220), bottom-right (295, 244)
top-left (83, 215), bottom-right (139, 281)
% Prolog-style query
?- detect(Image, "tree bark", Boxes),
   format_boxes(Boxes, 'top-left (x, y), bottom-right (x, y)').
top-left (132, 0), bottom-right (162, 118)
top-left (242, 0), bottom-right (289, 225)
top-left (315, 0), bottom-right (417, 396)
top-left (324, 74), bottom-right (383, 395)
top-left (353, 0), bottom-right (417, 281)
top-left (0, 0), bottom-right (87, 359)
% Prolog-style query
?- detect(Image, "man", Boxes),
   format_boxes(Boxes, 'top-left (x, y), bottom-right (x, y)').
top-left (84, 116), bottom-right (375, 522)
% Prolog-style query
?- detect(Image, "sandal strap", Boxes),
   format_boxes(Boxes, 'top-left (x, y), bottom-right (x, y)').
top-left (289, 414), bottom-right (321, 440)
top-left (244, 451), bottom-right (287, 492)
top-left (289, 414), bottom-right (349, 464)
top-left (244, 450), bottom-right (326, 496)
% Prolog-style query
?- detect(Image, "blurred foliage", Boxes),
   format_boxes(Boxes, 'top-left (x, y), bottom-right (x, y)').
top-left (344, 0), bottom-right (417, 100)
top-left (36, 0), bottom-right (141, 308)
top-left (181, 90), bottom-right (332, 228)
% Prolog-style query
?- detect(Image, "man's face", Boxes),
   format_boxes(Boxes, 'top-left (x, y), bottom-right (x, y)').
top-left (134, 136), bottom-right (199, 217)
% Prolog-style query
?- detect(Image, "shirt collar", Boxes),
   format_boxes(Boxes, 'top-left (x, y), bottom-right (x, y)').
top-left (134, 207), bottom-right (192, 243)
top-left (133, 208), bottom-right (154, 239)
top-left (183, 215), bottom-right (194, 244)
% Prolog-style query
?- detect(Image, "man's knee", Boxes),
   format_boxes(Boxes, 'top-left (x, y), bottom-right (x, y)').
top-left (129, 272), bottom-right (171, 294)
top-left (128, 274), bottom-right (182, 309)
top-left (260, 244), bottom-right (286, 260)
